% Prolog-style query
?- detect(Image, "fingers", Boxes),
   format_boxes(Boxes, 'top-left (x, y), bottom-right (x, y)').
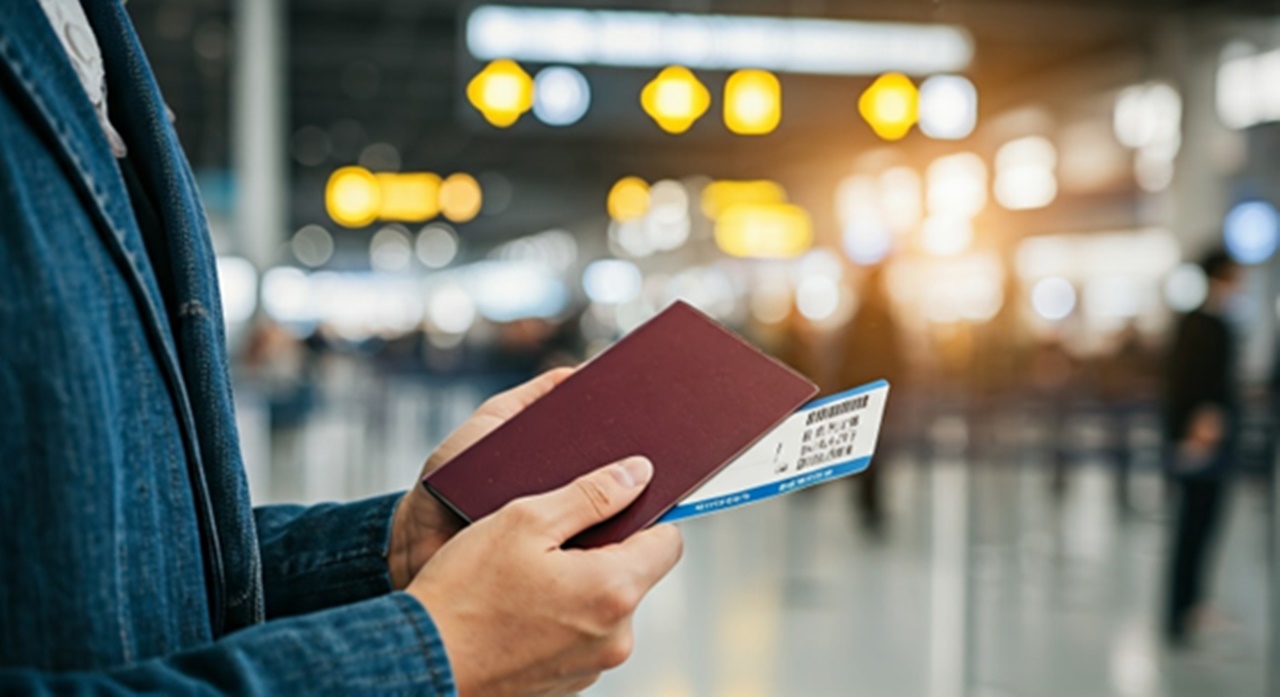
top-left (481, 367), bottom-right (576, 421)
top-left (605, 523), bottom-right (683, 593)
top-left (518, 456), bottom-right (653, 544)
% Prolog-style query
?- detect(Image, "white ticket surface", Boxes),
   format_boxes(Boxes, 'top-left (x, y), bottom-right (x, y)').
top-left (658, 380), bottom-right (890, 523)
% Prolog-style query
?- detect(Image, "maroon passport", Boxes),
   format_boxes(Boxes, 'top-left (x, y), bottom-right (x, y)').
top-left (423, 300), bottom-right (817, 548)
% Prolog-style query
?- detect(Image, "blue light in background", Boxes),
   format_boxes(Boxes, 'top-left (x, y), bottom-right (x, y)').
top-left (1224, 199), bottom-right (1279, 264)
top-left (533, 67), bottom-right (591, 127)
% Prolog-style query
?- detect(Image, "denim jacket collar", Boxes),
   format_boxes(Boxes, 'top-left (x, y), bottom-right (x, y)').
top-left (0, 0), bottom-right (267, 634)
top-left (0, 2), bottom-right (169, 328)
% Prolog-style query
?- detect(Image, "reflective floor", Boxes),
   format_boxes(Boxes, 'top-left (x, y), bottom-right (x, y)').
top-left (600, 459), bottom-right (1270, 697)
top-left (235, 377), bottom-right (1272, 697)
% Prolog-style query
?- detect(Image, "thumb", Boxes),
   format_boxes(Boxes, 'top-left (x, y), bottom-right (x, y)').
top-left (520, 456), bottom-right (653, 544)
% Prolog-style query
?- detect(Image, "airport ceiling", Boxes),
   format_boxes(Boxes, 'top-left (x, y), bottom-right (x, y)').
top-left (127, 0), bottom-right (1270, 242)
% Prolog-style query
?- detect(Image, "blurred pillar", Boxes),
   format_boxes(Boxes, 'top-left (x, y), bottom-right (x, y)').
top-left (1163, 17), bottom-right (1229, 254)
top-left (231, 0), bottom-right (286, 269)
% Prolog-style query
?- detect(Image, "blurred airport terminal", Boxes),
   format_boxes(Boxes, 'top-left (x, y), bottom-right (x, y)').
top-left (131, 0), bottom-right (1279, 694)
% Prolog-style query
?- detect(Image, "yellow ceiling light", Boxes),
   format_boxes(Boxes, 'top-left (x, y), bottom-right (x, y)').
top-left (376, 172), bottom-right (442, 223)
top-left (641, 66), bottom-right (710, 134)
top-left (439, 173), bottom-right (483, 223)
top-left (467, 59), bottom-right (534, 127)
top-left (607, 176), bottom-right (651, 221)
top-left (715, 203), bottom-right (813, 259)
top-left (326, 166), bottom-right (381, 228)
top-left (724, 69), bottom-right (781, 135)
top-left (700, 180), bottom-right (787, 220)
top-left (858, 73), bottom-right (918, 141)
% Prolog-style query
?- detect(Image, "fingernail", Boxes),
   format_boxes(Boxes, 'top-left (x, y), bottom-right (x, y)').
top-left (612, 457), bottom-right (653, 488)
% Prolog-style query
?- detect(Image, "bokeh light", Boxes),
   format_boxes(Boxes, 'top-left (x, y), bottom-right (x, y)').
top-left (608, 177), bottom-right (651, 222)
top-left (466, 6), bottom-right (974, 75)
top-left (641, 66), bottom-right (710, 134)
top-left (370, 224), bottom-right (413, 272)
top-left (1114, 82), bottom-right (1181, 149)
top-left (701, 180), bottom-right (787, 220)
top-left (918, 74), bottom-right (977, 140)
top-left (920, 215), bottom-right (974, 257)
top-left (750, 278), bottom-right (792, 324)
top-left (467, 261), bottom-right (569, 322)
top-left (842, 218), bottom-right (892, 265)
top-left (1084, 276), bottom-right (1142, 319)
top-left (533, 66), bottom-right (591, 126)
top-left (796, 275), bottom-right (840, 321)
top-left (1216, 44), bottom-right (1280, 130)
top-left (416, 223), bottom-right (459, 269)
top-left (215, 256), bottom-right (258, 324)
top-left (879, 167), bottom-right (923, 232)
top-left (834, 174), bottom-right (878, 227)
top-left (715, 203), bottom-right (814, 259)
top-left (1223, 199), bottom-right (1279, 264)
top-left (723, 69), bottom-right (782, 135)
top-left (291, 224), bottom-right (335, 268)
top-left (325, 166), bottom-right (381, 228)
top-left (994, 136), bottom-right (1058, 210)
top-left (375, 172), bottom-right (441, 222)
top-left (646, 180), bottom-right (691, 251)
top-left (609, 220), bottom-right (653, 258)
top-left (466, 59), bottom-right (534, 127)
top-left (261, 267), bottom-right (314, 323)
top-left (428, 284), bottom-right (477, 334)
top-left (1114, 82), bottom-right (1182, 193)
top-left (926, 152), bottom-right (987, 217)
top-left (858, 73), bottom-right (918, 141)
top-left (439, 173), bottom-right (484, 223)
top-left (1164, 262), bottom-right (1209, 311)
top-left (583, 259), bottom-right (643, 304)
top-left (1031, 276), bottom-right (1077, 321)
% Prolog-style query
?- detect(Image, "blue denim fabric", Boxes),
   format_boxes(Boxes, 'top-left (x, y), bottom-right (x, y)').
top-left (0, 1), bottom-right (455, 693)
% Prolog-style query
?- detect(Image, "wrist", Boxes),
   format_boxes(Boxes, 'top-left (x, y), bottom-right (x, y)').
top-left (388, 493), bottom-right (417, 590)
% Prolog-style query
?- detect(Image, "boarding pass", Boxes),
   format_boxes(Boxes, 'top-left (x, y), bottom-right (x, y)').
top-left (659, 380), bottom-right (890, 523)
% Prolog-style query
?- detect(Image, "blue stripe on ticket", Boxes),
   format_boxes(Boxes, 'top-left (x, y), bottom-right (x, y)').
top-left (657, 379), bottom-right (890, 524)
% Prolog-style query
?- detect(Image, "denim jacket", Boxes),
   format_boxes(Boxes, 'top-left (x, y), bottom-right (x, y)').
top-left (0, 1), bottom-right (455, 693)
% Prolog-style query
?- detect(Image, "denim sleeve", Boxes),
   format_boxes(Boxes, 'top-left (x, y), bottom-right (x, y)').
top-left (0, 592), bottom-right (456, 695)
top-left (254, 493), bottom-right (406, 619)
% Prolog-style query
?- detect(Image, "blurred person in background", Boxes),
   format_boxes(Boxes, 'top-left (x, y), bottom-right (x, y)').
top-left (1161, 248), bottom-right (1243, 647)
top-left (0, 2), bottom-right (681, 694)
top-left (839, 264), bottom-right (906, 536)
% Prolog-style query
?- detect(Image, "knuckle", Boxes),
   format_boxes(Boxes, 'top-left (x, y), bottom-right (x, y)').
top-left (546, 366), bottom-right (574, 380)
top-left (599, 633), bottom-right (634, 670)
top-left (575, 477), bottom-right (613, 519)
top-left (477, 394), bottom-right (505, 413)
top-left (595, 581), bottom-right (639, 623)
top-left (502, 499), bottom-right (545, 528)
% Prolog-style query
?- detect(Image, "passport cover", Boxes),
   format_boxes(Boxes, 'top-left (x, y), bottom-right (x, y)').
top-left (423, 300), bottom-right (818, 548)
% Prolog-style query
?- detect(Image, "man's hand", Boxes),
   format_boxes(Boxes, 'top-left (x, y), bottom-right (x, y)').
top-left (407, 457), bottom-right (684, 697)
top-left (388, 368), bottom-right (576, 589)
top-left (1183, 405), bottom-right (1225, 460)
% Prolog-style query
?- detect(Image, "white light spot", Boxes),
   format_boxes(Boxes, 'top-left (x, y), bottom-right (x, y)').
top-left (428, 284), bottom-right (476, 334)
top-left (291, 224), bottom-right (334, 268)
top-left (583, 259), bottom-right (642, 304)
top-left (416, 223), bottom-right (459, 269)
top-left (533, 66), bottom-right (591, 126)
top-left (1031, 276), bottom-right (1076, 321)
top-left (1164, 263), bottom-right (1209, 312)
